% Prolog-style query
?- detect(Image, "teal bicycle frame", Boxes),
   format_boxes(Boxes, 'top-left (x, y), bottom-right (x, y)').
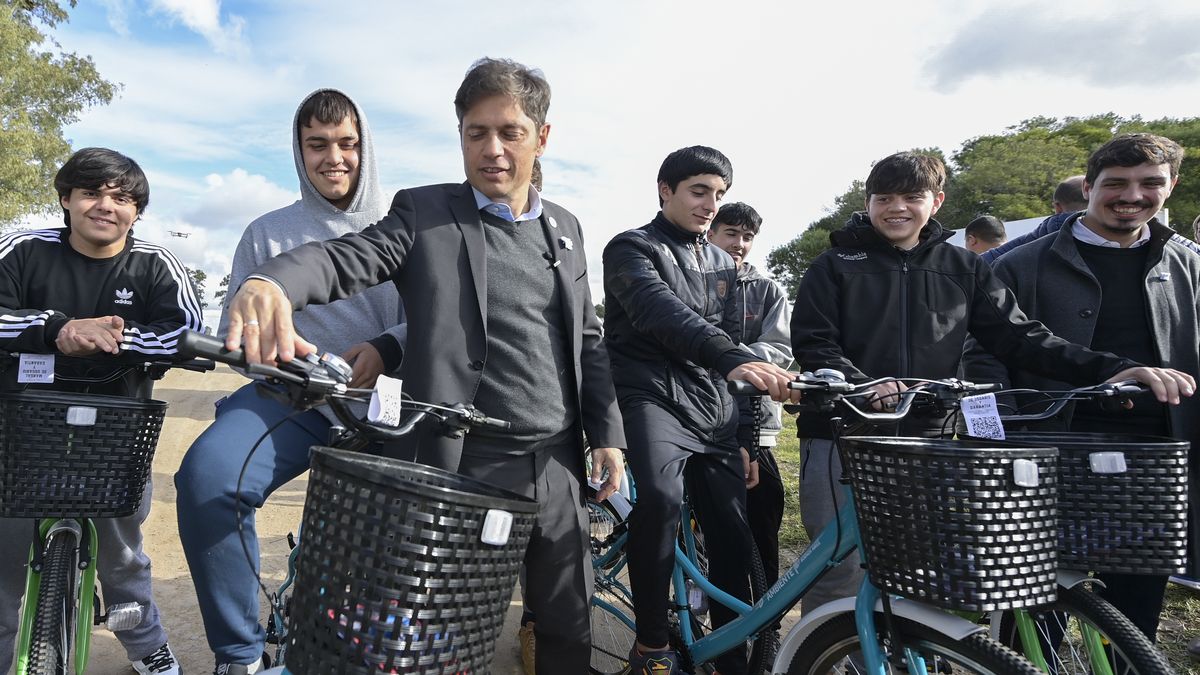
top-left (591, 481), bottom-right (986, 674)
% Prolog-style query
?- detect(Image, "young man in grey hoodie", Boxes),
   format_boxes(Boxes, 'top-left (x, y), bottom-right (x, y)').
top-left (707, 201), bottom-right (792, 587)
top-left (174, 89), bottom-right (406, 675)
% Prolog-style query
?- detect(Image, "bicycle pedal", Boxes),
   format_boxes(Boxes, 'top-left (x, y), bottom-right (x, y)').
top-left (104, 602), bottom-right (144, 632)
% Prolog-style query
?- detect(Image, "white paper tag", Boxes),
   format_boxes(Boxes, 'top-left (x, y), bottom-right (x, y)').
top-left (17, 353), bottom-right (54, 384)
top-left (962, 393), bottom-right (1006, 440)
top-left (367, 375), bottom-right (404, 427)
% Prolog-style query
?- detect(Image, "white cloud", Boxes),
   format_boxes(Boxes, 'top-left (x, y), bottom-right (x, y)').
top-left (147, 0), bottom-right (247, 55)
top-left (98, 0), bottom-right (134, 37)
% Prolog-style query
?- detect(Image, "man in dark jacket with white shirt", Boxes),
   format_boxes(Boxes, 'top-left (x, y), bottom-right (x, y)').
top-left (965, 133), bottom-right (1200, 642)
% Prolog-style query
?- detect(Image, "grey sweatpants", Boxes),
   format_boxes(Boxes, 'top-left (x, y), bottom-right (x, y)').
top-left (799, 438), bottom-right (864, 614)
top-left (0, 481), bottom-right (165, 671)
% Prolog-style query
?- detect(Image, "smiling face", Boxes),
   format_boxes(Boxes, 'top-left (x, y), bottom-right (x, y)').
top-left (1082, 162), bottom-right (1176, 246)
top-left (301, 115), bottom-right (361, 209)
top-left (62, 184), bottom-right (138, 258)
top-left (460, 94), bottom-right (548, 217)
top-left (865, 189), bottom-right (944, 250)
top-left (660, 174), bottom-right (727, 234)
top-left (707, 222), bottom-right (755, 266)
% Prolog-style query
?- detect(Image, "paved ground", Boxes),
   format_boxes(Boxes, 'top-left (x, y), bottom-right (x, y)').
top-left (82, 366), bottom-right (527, 674)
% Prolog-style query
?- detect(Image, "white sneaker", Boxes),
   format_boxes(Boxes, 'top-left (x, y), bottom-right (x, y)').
top-left (133, 643), bottom-right (181, 675)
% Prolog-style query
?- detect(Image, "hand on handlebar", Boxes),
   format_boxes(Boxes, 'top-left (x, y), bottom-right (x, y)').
top-left (342, 342), bottom-right (385, 389)
top-left (56, 316), bottom-right (125, 356)
top-left (726, 362), bottom-right (800, 403)
top-left (1108, 367), bottom-right (1195, 405)
top-left (226, 279), bottom-right (315, 364)
top-left (868, 379), bottom-right (909, 411)
top-left (590, 447), bottom-right (625, 502)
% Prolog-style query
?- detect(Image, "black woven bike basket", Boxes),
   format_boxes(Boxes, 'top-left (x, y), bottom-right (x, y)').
top-left (839, 436), bottom-right (1059, 612)
top-left (285, 447), bottom-right (538, 675)
top-left (0, 390), bottom-right (166, 518)
top-left (1000, 432), bottom-right (1188, 575)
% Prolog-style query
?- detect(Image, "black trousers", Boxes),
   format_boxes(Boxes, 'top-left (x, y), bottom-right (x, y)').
top-left (747, 448), bottom-right (785, 586)
top-left (1095, 572), bottom-right (1169, 642)
top-left (623, 402), bottom-right (754, 675)
top-left (458, 432), bottom-right (593, 675)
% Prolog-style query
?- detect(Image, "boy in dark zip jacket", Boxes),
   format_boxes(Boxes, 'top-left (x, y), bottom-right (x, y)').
top-left (707, 202), bottom-right (791, 587)
top-left (603, 147), bottom-right (796, 675)
top-left (789, 151), bottom-right (1194, 616)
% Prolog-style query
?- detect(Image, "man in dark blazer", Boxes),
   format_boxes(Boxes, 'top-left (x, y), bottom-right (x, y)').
top-left (225, 58), bottom-right (625, 674)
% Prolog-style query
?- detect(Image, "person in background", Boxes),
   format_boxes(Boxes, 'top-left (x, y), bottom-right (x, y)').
top-left (706, 201), bottom-right (791, 587)
top-left (964, 214), bottom-right (1006, 254)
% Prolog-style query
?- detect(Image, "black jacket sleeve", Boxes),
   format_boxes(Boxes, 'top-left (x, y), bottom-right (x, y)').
top-left (789, 257), bottom-right (871, 384)
top-left (966, 258), bottom-right (1136, 384)
top-left (0, 242), bottom-right (69, 352)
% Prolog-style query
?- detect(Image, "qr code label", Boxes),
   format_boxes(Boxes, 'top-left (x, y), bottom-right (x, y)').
top-left (962, 393), bottom-right (1006, 440)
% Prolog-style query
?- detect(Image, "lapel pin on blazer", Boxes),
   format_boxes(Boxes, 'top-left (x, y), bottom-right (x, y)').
top-left (559, 236), bottom-right (574, 251)
top-left (548, 216), bottom-right (558, 229)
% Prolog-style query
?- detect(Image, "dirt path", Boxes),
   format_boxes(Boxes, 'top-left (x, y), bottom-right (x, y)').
top-left (82, 366), bottom-right (525, 674)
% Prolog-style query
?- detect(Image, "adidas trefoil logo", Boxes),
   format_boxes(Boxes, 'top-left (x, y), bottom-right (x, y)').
top-left (114, 288), bottom-right (134, 305)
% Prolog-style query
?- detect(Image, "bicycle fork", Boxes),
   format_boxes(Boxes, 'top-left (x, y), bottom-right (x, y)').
top-left (15, 518), bottom-right (98, 675)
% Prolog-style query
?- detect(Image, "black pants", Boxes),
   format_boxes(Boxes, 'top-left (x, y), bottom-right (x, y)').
top-left (623, 403), bottom-right (754, 675)
top-left (1095, 572), bottom-right (1169, 642)
top-left (747, 448), bottom-right (785, 586)
top-left (458, 431), bottom-right (593, 675)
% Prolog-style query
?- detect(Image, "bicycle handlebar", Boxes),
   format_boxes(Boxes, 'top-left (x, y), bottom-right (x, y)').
top-left (729, 371), bottom-right (1001, 423)
top-left (177, 330), bottom-right (510, 441)
top-left (997, 380), bottom-right (1148, 424)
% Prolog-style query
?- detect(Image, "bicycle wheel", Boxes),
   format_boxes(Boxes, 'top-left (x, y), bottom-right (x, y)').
top-left (997, 584), bottom-right (1173, 675)
top-left (27, 531), bottom-right (78, 675)
top-left (589, 496), bottom-right (635, 675)
top-left (685, 521), bottom-right (778, 674)
top-left (787, 613), bottom-right (1041, 675)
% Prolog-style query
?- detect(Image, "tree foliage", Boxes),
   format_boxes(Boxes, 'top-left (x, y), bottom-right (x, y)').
top-left (186, 267), bottom-right (207, 310)
top-left (768, 114), bottom-right (1200, 287)
top-left (1, 0), bottom-right (117, 229)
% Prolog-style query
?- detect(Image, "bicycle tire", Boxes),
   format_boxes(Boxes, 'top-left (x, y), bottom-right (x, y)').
top-left (589, 496), bottom-right (635, 675)
top-left (27, 531), bottom-right (78, 675)
top-left (684, 520), bottom-right (778, 674)
top-left (998, 583), bottom-right (1174, 675)
top-left (787, 613), bottom-right (1042, 675)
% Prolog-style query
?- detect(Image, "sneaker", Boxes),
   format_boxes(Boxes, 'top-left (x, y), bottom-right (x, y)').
top-left (518, 621), bottom-right (536, 675)
top-left (626, 646), bottom-right (680, 675)
top-left (1170, 574), bottom-right (1200, 591)
top-left (133, 643), bottom-right (181, 675)
top-left (213, 655), bottom-right (267, 675)
top-left (1188, 636), bottom-right (1200, 661)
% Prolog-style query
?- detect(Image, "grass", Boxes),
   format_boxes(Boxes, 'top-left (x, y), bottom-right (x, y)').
top-left (769, 415), bottom-right (1199, 674)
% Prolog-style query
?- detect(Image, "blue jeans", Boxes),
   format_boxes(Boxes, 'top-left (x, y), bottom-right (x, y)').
top-left (175, 383), bottom-right (329, 665)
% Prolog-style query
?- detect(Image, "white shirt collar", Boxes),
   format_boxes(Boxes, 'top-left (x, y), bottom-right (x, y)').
top-left (472, 185), bottom-right (543, 223)
top-left (1072, 219), bottom-right (1151, 249)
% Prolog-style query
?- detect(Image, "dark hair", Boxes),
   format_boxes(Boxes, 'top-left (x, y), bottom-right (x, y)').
top-left (54, 147), bottom-right (149, 226)
top-left (297, 90), bottom-right (358, 132)
top-left (1086, 133), bottom-right (1184, 184)
top-left (865, 152), bottom-right (946, 197)
top-left (455, 57), bottom-right (551, 128)
top-left (656, 146), bottom-right (733, 205)
top-left (965, 214), bottom-right (1006, 243)
top-left (713, 202), bottom-right (762, 234)
top-left (1052, 175), bottom-right (1087, 211)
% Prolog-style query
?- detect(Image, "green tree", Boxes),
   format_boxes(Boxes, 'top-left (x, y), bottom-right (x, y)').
top-left (186, 267), bottom-right (207, 310)
top-left (212, 272), bottom-right (230, 303)
top-left (1, 1), bottom-right (117, 229)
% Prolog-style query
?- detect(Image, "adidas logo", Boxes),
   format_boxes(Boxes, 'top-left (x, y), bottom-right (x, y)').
top-left (114, 288), bottom-right (134, 305)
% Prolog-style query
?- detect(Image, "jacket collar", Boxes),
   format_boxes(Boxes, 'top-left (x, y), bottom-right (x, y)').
top-left (650, 212), bottom-right (707, 246)
top-left (1050, 211), bottom-right (1171, 276)
top-left (830, 211), bottom-right (951, 254)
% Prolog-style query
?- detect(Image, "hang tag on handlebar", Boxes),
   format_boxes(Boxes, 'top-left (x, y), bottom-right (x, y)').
top-left (961, 393), bottom-right (1006, 440)
top-left (17, 353), bottom-right (54, 384)
top-left (367, 375), bottom-right (405, 428)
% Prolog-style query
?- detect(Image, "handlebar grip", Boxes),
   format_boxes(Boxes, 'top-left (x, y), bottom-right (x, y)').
top-left (478, 415), bottom-right (512, 430)
top-left (179, 330), bottom-right (246, 367)
top-left (728, 380), bottom-right (770, 396)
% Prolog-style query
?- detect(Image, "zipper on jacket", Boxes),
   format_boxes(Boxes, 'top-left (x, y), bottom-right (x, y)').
top-left (898, 253), bottom-right (910, 377)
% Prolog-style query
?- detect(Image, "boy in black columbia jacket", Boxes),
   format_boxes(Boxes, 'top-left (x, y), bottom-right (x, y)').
top-left (790, 152), bottom-right (1194, 615)
top-left (603, 147), bottom-right (795, 675)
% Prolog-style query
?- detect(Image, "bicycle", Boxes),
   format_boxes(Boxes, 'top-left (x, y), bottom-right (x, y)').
top-left (176, 330), bottom-right (536, 675)
top-left (589, 371), bottom-right (1048, 675)
top-left (0, 352), bottom-right (214, 675)
top-left (965, 381), bottom-right (1185, 675)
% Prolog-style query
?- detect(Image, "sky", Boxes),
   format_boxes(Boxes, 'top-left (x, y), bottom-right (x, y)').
top-left (18, 0), bottom-right (1200, 323)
